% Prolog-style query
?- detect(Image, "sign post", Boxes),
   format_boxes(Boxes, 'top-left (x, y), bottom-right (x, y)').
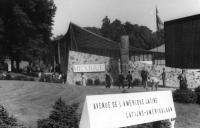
top-left (79, 91), bottom-right (176, 128)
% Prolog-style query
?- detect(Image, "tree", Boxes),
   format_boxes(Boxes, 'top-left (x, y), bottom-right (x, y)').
top-left (0, 0), bottom-right (56, 71)
top-left (0, 105), bottom-right (26, 128)
top-left (110, 19), bottom-right (126, 42)
top-left (37, 98), bottom-right (79, 128)
top-left (101, 16), bottom-right (112, 39)
top-left (100, 18), bottom-right (164, 50)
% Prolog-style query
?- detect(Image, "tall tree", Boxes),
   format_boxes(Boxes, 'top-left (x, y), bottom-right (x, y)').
top-left (101, 16), bottom-right (112, 39)
top-left (100, 18), bottom-right (163, 50)
top-left (110, 19), bottom-right (126, 42)
top-left (0, 0), bottom-right (56, 71)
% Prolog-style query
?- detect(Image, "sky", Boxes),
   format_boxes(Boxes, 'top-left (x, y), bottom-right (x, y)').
top-left (52, 0), bottom-right (200, 37)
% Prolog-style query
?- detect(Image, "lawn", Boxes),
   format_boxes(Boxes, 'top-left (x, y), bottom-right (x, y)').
top-left (0, 80), bottom-right (199, 128)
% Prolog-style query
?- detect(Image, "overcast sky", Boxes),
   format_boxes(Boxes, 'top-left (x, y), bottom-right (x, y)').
top-left (52, 0), bottom-right (200, 37)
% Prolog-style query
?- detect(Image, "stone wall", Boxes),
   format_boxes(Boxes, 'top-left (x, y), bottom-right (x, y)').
top-left (67, 51), bottom-right (119, 85)
top-left (129, 61), bottom-right (200, 88)
top-left (67, 51), bottom-right (200, 88)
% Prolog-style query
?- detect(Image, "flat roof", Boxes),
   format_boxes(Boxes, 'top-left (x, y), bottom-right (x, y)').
top-left (165, 14), bottom-right (200, 25)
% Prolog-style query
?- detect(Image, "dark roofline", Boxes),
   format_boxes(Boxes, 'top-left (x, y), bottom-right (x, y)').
top-left (69, 22), bottom-right (120, 46)
top-left (64, 22), bottom-right (162, 53)
top-left (164, 14), bottom-right (200, 25)
top-left (69, 22), bottom-right (151, 53)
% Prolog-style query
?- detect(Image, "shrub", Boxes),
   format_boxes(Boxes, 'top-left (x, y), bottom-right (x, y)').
top-left (75, 81), bottom-right (81, 86)
top-left (23, 72), bottom-right (38, 77)
top-left (132, 78), bottom-right (141, 86)
top-left (12, 75), bottom-right (34, 81)
top-left (0, 105), bottom-right (26, 128)
top-left (173, 89), bottom-right (197, 103)
top-left (94, 79), bottom-right (100, 85)
top-left (121, 89), bottom-right (129, 93)
top-left (195, 86), bottom-right (200, 92)
top-left (101, 81), bottom-right (106, 85)
top-left (37, 98), bottom-right (79, 128)
top-left (124, 120), bottom-right (170, 128)
top-left (195, 86), bottom-right (200, 104)
top-left (5, 74), bottom-right (12, 80)
top-left (87, 79), bottom-right (93, 85)
top-left (196, 93), bottom-right (200, 104)
top-left (51, 79), bottom-right (62, 83)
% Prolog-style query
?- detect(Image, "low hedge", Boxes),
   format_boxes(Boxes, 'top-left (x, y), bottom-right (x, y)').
top-left (173, 89), bottom-right (197, 103)
top-left (12, 75), bottom-right (35, 81)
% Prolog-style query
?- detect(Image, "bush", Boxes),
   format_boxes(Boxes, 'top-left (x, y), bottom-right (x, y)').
top-left (51, 79), bottom-right (62, 83)
top-left (87, 79), bottom-right (93, 85)
top-left (23, 72), bottom-right (38, 77)
top-left (75, 81), bottom-right (81, 86)
top-left (94, 79), bottom-right (100, 85)
top-left (12, 75), bottom-right (34, 81)
top-left (124, 120), bottom-right (170, 128)
top-left (132, 78), bottom-right (141, 86)
top-left (195, 86), bottom-right (200, 104)
top-left (121, 89), bottom-right (129, 93)
top-left (196, 93), bottom-right (200, 104)
top-left (0, 105), bottom-right (26, 128)
top-left (5, 74), bottom-right (12, 80)
top-left (195, 86), bottom-right (200, 92)
top-left (173, 89), bottom-right (197, 103)
top-left (101, 81), bottom-right (106, 85)
top-left (37, 98), bottom-right (79, 128)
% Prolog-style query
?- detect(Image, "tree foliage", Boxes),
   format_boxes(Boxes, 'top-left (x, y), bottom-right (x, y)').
top-left (100, 16), bottom-right (164, 50)
top-left (37, 98), bottom-right (79, 128)
top-left (0, 0), bottom-right (56, 70)
top-left (0, 105), bottom-right (26, 128)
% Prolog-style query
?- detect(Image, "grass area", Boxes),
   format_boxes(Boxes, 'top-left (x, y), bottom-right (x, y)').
top-left (0, 80), bottom-right (199, 128)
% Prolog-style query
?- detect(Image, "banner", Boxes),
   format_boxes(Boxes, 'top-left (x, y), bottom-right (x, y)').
top-left (73, 64), bottom-right (105, 72)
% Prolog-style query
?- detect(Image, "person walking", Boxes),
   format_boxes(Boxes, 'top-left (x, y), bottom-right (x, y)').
top-left (81, 73), bottom-right (86, 87)
top-left (161, 68), bottom-right (166, 87)
top-left (105, 72), bottom-right (112, 88)
top-left (118, 72), bottom-right (125, 88)
top-left (178, 69), bottom-right (187, 90)
top-left (126, 71), bottom-right (133, 88)
top-left (142, 69), bottom-right (149, 91)
top-left (141, 69), bottom-right (145, 88)
top-left (62, 73), bottom-right (66, 84)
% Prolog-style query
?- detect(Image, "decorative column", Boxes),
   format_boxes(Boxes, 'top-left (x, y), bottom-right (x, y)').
top-left (120, 35), bottom-right (129, 76)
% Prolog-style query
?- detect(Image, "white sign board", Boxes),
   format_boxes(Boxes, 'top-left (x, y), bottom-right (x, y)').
top-left (73, 64), bottom-right (105, 72)
top-left (79, 91), bottom-right (176, 128)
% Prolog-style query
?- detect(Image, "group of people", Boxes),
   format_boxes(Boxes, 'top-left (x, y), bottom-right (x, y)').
top-left (81, 67), bottom-right (187, 90)
top-left (141, 68), bottom-right (167, 91)
top-left (117, 68), bottom-right (167, 91)
top-left (118, 71), bottom-right (133, 89)
top-left (38, 71), bottom-right (67, 84)
top-left (104, 68), bottom-right (166, 91)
